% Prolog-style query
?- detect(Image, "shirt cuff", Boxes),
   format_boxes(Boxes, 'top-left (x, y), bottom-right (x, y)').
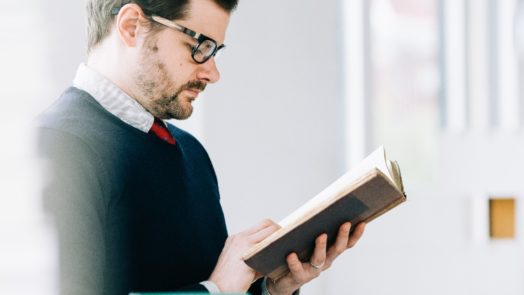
top-left (200, 280), bottom-right (221, 293)
top-left (261, 277), bottom-right (272, 295)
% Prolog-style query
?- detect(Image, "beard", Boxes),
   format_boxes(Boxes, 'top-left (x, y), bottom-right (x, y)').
top-left (148, 79), bottom-right (206, 120)
top-left (134, 36), bottom-right (206, 120)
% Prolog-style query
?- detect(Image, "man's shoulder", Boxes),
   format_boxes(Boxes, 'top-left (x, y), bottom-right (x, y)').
top-left (37, 87), bottom-right (102, 130)
top-left (37, 87), bottom-right (130, 139)
top-left (36, 87), bottom-right (131, 159)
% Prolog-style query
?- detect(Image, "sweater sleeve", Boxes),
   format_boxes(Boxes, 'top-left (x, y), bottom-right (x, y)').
top-left (39, 127), bottom-right (109, 295)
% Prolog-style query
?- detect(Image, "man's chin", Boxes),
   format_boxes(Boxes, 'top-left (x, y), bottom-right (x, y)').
top-left (168, 107), bottom-right (193, 120)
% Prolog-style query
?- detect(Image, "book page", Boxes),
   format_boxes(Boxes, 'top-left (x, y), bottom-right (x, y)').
top-left (278, 146), bottom-right (392, 228)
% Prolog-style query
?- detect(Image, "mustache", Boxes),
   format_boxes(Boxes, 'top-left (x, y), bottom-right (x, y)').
top-left (160, 80), bottom-right (207, 104)
top-left (181, 80), bottom-right (207, 92)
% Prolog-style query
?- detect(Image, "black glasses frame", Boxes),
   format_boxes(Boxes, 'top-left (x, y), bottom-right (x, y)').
top-left (150, 15), bottom-right (225, 64)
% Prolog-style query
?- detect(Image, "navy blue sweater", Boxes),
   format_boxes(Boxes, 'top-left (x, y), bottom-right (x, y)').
top-left (38, 87), bottom-right (236, 294)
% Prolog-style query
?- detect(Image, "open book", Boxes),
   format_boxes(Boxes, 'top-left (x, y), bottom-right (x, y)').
top-left (242, 146), bottom-right (406, 280)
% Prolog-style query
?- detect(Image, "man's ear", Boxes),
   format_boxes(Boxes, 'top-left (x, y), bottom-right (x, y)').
top-left (115, 3), bottom-right (146, 47)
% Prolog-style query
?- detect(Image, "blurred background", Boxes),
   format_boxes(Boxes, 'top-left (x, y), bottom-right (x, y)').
top-left (1, 0), bottom-right (523, 294)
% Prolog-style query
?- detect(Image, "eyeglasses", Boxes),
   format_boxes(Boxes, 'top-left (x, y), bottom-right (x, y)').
top-left (150, 15), bottom-right (225, 64)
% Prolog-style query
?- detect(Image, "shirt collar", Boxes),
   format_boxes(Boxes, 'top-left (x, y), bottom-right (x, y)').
top-left (72, 63), bottom-right (155, 133)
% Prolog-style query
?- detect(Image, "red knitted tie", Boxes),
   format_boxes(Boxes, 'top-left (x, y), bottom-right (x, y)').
top-left (149, 118), bottom-right (176, 145)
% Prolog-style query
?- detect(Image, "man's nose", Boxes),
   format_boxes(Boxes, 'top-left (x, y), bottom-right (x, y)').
top-left (196, 58), bottom-right (220, 84)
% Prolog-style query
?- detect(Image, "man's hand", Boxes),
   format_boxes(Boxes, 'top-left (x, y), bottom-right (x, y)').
top-left (267, 222), bottom-right (366, 295)
top-left (209, 219), bottom-right (280, 292)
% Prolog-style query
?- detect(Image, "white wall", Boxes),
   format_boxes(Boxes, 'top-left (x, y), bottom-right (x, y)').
top-left (203, 0), bottom-right (346, 233)
top-left (0, 0), bottom-right (86, 293)
top-left (201, 1), bottom-right (346, 293)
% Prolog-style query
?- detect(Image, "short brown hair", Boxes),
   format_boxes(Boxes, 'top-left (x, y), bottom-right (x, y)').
top-left (86, 0), bottom-right (238, 53)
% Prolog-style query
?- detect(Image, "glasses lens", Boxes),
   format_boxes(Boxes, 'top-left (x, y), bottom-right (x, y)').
top-left (193, 39), bottom-right (217, 63)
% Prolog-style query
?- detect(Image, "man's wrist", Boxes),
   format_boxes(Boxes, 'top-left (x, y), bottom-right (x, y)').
top-left (265, 277), bottom-right (298, 295)
top-left (200, 280), bottom-right (221, 293)
top-left (261, 277), bottom-right (272, 295)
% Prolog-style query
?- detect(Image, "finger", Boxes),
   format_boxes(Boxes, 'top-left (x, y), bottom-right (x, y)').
top-left (249, 222), bottom-right (281, 243)
top-left (309, 233), bottom-right (327, 270)
top-left (327, 222), bottom-right (351, 264)
top-left (326, 222), bottom-right (351, 260)
top-left (287, 252), bottom-right (305, 274)
top-left (244, 219), bottom-right (278, 235)
top-left (347, 222), bottom-right (366, 248)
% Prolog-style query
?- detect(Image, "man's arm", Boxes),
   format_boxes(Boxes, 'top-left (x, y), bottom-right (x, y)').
top-left (39, 128), bottom-right (108, 295)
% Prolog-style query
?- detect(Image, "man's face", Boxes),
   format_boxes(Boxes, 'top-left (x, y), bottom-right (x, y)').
top-left (134, 0), bottom-right (230, 120)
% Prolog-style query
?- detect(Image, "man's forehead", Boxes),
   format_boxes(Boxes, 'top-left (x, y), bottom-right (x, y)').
top-left (175, 0), bottom-right (230, 44)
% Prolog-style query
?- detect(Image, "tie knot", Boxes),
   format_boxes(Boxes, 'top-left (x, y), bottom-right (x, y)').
top-left (149, 118), bottom-right (176, 145)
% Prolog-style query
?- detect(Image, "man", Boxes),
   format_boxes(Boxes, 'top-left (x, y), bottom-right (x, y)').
top-left (37, 0), bottom-right (366, 294)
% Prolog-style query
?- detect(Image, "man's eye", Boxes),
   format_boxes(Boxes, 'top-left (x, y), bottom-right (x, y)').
top-left (202, 42), bottom-right (212, 50)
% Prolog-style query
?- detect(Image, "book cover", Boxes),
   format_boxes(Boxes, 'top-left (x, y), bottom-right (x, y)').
top-left (242, 146), bottom-right (406, 280)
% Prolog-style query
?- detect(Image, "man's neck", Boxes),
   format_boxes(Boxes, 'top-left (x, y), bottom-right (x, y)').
top-left (86, 42), bottom-right (137, 102)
